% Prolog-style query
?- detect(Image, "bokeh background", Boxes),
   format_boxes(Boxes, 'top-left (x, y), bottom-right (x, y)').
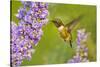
top-left (11, 1), bottom-right (96, 66)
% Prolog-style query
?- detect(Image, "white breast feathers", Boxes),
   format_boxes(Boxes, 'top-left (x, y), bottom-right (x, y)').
top-left (58, 25), bottom-right (64, 32)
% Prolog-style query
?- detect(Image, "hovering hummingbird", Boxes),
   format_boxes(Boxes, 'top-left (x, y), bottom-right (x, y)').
top-left (51, 15), bottom-right (83, 48)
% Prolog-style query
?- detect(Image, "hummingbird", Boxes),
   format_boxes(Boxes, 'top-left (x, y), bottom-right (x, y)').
top-left (51, 15), bottom-right (83, 48)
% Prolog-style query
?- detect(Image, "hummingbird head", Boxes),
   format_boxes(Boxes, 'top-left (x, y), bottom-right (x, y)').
top-left (51, 18), bottom-right (63, 28)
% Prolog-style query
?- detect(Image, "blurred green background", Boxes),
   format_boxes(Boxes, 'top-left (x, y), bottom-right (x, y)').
top-left (11, 1), bottom-right (96, 66)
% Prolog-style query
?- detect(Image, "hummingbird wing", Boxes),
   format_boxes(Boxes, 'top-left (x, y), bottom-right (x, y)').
top-left (51, 18), bottom-right (64, 28)
top-left (65, 15), bottom-right (83, 32)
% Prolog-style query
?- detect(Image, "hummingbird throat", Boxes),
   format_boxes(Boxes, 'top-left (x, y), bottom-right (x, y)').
top-left (58, 25), bottom-right (64, 32)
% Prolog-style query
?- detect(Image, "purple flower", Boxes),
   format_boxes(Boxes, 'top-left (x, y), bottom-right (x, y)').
top-left (24, 15), bottom-right (33, 23)
top-left (11, 1), bottom-right (49, 67)
top-left (34, 7), bottom-right (39, 12)
top-left (39, 12), bottom-right (47, 19)
top-left (16, 8), bottom-right (26, 19)
top-left (68, 29), bottom-right (89, 63)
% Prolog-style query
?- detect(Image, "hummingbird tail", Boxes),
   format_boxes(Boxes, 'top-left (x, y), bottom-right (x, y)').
top-left (69, 40), bottom-right (72, 48)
